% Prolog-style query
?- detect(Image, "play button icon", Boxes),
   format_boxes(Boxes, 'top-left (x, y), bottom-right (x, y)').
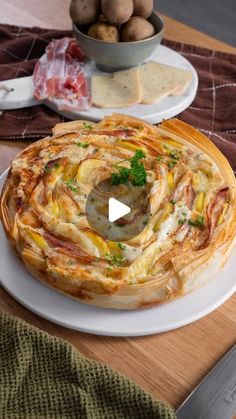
top-left (108, 198), bottom-right (131, 223)
top-left (85, 178), bottom-right (150, 242)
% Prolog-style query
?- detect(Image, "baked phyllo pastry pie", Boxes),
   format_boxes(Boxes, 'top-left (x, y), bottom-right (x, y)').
top-left (1, 115), bottom-right (236, 309)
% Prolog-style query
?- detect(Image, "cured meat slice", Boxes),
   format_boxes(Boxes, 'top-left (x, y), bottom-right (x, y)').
top-left (33, 37), bottom-right (91, 111)
top-left (206, 187), bottom-right (229, 242)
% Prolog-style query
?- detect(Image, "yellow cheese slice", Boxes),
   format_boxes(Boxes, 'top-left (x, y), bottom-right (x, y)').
top-left (139, 60), bottom-right (193, 104)
top-left (91, 68), bottom-right (141, 108)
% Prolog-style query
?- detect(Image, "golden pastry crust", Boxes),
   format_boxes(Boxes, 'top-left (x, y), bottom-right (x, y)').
top-left (1, 115), bottom-right (236, 309)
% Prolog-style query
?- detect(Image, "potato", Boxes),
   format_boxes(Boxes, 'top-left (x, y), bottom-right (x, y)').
top-left (101, 0), bottom-right (133, 25)
top-left (121, 17), bottom-right (155, 41)
top-left (69, 0), bottom-right (100, 25)
top-left (133, 0), bottom-right (154, 18)
top-left (88, 22), bottom-right (119, 42)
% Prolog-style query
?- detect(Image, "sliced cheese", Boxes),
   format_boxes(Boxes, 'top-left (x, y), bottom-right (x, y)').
top-left (91, 68), bottom-right (141, 108)
top-left (139, 60), bottom-right (193, 104)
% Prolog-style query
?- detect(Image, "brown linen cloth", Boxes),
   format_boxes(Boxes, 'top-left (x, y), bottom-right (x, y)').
top-left (0, 24), bottom-right (236, 172)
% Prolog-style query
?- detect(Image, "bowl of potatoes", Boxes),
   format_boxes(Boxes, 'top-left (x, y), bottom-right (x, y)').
top-left (71, 0), bottom-right (164, 72)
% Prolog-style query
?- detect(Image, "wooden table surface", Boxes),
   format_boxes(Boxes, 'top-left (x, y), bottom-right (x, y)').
top-left (1, 0), bottom-right (236, 409)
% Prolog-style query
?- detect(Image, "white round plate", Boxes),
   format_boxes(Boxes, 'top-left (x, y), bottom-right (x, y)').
top-left (0, 170), bottom-right (235, 337)
top-left (47, 45), bottom-right (198, 124)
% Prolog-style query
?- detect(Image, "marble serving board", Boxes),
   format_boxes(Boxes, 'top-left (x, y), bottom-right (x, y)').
top-left (0, 45), bottom-right (198, 124)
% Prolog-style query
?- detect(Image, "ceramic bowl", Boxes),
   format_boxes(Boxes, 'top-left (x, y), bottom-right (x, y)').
top-left (73, 12), bottom-right (164, 72)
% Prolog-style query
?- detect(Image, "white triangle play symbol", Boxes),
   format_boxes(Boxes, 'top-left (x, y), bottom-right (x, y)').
top-left (108, 198), bottom-right (131, 223)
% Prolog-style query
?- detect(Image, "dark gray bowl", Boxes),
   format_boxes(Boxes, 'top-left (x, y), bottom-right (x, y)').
top-left (73, 12), bottom-right (164, 72)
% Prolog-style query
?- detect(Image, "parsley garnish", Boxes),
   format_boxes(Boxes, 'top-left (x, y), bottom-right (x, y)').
top-left (170, 199), bottom-right (176, 205)
top-left (111, 167), bottom-right (130, 185)
top-left (44, 162), bottom-right (60, 173)
top-left (130, 150), bottom-right (147, 186)
top-left (111, 150), bottom-right (147, 187)
top-left (167, 150), bottom-right (180, 169)
top-left (133, 149), bottom-right (146, 160)
top-left (105, 253), bottom-right (126, 266)
top-left (169, 151), bottom-right (180, 160)
top-left (65, 179), bottom-right (79, 192)
top-left (83, 122), bottom-right (93, 130)
top-left (76, 141), bottom-right (89, 148)
top-left (156, 155), bottom-right (163, 161)
top-left (117, 243), bottom-right (126, 250)
top-left (168, 160), bottom-right (177, 169)
top-left (178, 212), bottom-right (187, 225)
top-left (188, 216), bottom-right (205, 229)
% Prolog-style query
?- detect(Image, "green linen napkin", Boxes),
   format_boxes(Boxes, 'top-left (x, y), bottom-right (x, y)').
top-left (0, 311), bottom-right (176, 419)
